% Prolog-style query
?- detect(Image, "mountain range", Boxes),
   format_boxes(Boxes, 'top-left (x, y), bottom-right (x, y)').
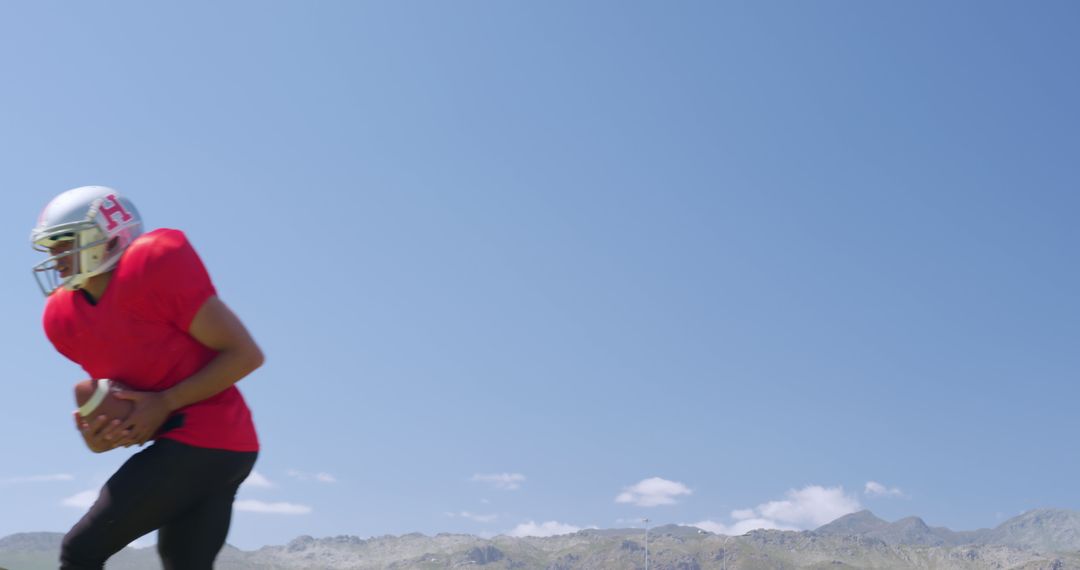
top-left (3, 508), bottom-right (1079, 569)
top-left (816, 508), bottom-right (1080, 553)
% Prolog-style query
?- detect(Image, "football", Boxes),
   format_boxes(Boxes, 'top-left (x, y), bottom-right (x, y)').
top-left (74, 378), bottom-right (133, 422)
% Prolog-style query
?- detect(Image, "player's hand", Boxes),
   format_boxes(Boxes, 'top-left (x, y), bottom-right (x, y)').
top-left (73, 411), bottom-right (121, 453)
top-left (108, 390), bottom-right (174, 447)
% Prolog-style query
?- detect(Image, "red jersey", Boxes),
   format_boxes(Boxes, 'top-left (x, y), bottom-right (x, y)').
top-left (43, 228), bottom-right (259, 452)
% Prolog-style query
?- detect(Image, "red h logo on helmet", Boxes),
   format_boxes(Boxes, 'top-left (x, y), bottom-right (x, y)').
top-left (98, 195), bottom-right (133, 231)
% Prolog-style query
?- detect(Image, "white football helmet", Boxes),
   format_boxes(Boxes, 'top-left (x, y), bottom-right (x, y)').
top-left (31, 186), bottom-right (144, 296)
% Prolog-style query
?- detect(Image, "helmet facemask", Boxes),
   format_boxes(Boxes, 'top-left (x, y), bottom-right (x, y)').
top-left (32, 223), bottom-right (118, 295)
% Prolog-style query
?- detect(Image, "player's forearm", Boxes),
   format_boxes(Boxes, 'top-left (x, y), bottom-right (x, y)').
top-left (162, 344), bottom-right (264, 412)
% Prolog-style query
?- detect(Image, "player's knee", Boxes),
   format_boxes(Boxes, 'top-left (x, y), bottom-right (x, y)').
top-left (59, 528), bottom-right (106, 569)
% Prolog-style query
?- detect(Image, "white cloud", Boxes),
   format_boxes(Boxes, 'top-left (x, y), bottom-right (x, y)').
top-left (507, 521), bottom-right (583, 537)
top-left (472, 473), bottom-right (525, 491)
top-left (62, 489), bottom-right (99, 509)
top-left (731, 509), bottom-right (756, 520)
top-left (685, 485), bottom-right (860, 536)
top-left (447, 511), bottom-right (498, 523)
top-left (687, 520), bottom-right (726, 534)
top-left (755, 485), bottom-right (860, 528)
top-left (864, 481), bottom-right (904, 498)
top-left (234, 499), bottom-right (312, 515)
top-left (241, 470), bottom-right (274, 490)
top-left (127, 535), bottom-right (156, 549)
top-left (286, 470), bottom-right (337, 484)
top-left (615, 477), bottom-right (692, 507)
top-left (1, 473), bottom-right (74, 485)
top-left (689, 518), bottom-right (797, 536)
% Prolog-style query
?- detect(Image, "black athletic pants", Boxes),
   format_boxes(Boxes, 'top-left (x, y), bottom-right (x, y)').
top-left (60, 439), bottom-right (257, 570)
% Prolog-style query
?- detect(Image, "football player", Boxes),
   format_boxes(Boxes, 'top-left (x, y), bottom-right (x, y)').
top-left (32, 186), bottom-right (263, 569)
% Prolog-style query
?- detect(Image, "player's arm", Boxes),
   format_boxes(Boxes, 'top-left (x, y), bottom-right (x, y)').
top-left (110, 296), bottom-right (264, 446)
top-left (163, 295), bottom-right (264, 412)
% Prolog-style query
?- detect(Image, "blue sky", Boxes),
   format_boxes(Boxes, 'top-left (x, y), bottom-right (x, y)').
top-left (1, 0), bottom-right (1078, 551)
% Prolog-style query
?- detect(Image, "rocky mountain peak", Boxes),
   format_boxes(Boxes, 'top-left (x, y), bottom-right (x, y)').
top-left (979, 508), bottom-right (1080, 552)
top-left (814, 510), bottom-right (889, 535)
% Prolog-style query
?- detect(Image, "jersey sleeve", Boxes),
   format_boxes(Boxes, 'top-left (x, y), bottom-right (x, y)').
top-left (139, 230), bottom-right (217, 331)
